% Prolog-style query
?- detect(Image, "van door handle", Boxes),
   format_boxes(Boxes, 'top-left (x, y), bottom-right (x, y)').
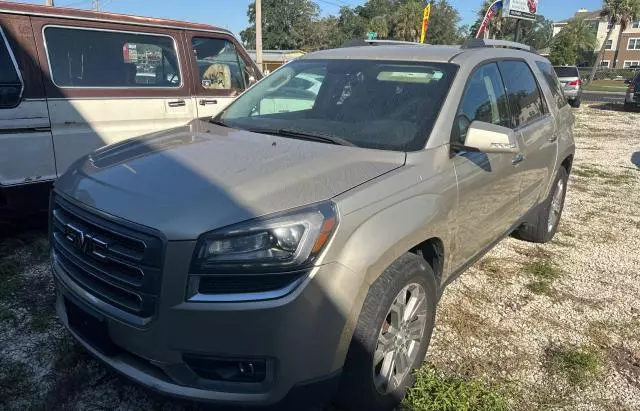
top-left (512, 153), bottom-right (525, 165)
top-left (199, 99), bottom-right (218, 106)
top-left (168, 100), bottom-right (186, 107)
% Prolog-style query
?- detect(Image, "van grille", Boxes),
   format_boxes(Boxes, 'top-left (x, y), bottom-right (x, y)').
top-left (51, 194), bottom-right (163, 319)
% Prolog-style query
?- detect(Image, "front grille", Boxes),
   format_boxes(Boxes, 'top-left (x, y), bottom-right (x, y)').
top-left (198, 271), bottom-right (307, 295)
top-left (51, 194), bottom-right (163, 319)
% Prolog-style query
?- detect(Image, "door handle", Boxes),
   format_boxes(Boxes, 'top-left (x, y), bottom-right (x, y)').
top-left (199, 99), bottom-right (218, 106)
top-left (168, 100), bottom-right (186, 107)
top-left (512, 153), bottom-right (525, 165)
top-left (549, 135), bottom-right (558, 142)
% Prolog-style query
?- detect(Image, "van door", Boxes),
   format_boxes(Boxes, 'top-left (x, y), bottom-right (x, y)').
top-left (0, 15), bottom-right (55, 189)
top-left (185, 31), bottom-right (259, 119)
top-left (31, 19), bottom-right (195, 176)
top-left (498, 60), bottom-right (557, 215)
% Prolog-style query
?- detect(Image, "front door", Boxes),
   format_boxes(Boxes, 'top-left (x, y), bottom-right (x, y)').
top-left (32, 20), bottom-right (195, 176)
top-left (185, 32), bottom-right (258, 119)
top-left (451, 62), bottom-right (524, 271)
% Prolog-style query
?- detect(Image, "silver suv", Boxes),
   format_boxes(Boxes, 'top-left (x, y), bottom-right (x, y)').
top-left (50, 39), bottom-right (575, 411)
top-left (553, 65), bottom-right (582, 108)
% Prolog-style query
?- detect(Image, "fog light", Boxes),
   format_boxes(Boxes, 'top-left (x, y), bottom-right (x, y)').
top-left (183, 354), bottom-right (267, 383)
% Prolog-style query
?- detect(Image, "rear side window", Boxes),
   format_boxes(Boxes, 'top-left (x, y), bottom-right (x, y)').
top-left (536, 61), bottom-right (567, 109)
top-left (500, 61), bottom-right (547, 128)
top-left (553, 66), bottom-right (579, 78)
top-left (44, 27), bottom-right (181, 88)
top-left (0, 27), bottom-right (23, 108)
top-left (192, 37), bottom-right (247, 92)
top-left (455, 62), bottom-right (510, 144)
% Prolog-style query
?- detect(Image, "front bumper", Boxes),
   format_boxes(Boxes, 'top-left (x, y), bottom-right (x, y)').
top-left (626, 92), bottom-right (639, 104)
top-left (53, 248), bottom-right (357, 407)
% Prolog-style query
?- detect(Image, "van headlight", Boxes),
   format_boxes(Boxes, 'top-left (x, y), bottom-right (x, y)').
top-left (191, 202), bottom-right (338, 273)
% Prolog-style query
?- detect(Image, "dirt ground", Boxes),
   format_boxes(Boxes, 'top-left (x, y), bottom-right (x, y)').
top-left (1, 103), bottom-right (639, 410)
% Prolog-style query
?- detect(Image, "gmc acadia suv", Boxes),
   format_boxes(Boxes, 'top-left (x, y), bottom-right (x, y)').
top-left (50, 39), bottom-right (575, 411)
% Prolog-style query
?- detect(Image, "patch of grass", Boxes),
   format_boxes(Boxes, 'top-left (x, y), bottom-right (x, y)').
top-left (523, 259), bottom-right (562, 296)
top-left (28, 237), bottom-right (50, 262)
top-left (513, 245), bottom-right (553, 260)
top-left (573, 166), bottom-right (612, 179)
top-left (581, 210), bottom-right (599, 222)
top-left (44, 337), bottom-right (93, 407)
top-left (0, 357), bottom-right (34, 406)
top-left (544, 345), bottom-right (602, 387)
top-left (402, 365), bottom-right (508, 411)
top-left (0, 258), bottom-right (24, 300)
top-left (573, 166), bottom-right (637, 186)
top-left (526, 281), bottom-right (552, 295)
top-left (594, 231), bottom-right (617, 244)
top-left (604, 170), bottom-right (636, 186)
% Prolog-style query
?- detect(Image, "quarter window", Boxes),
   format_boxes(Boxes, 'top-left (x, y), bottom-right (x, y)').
top-left (535, 61), bottom-right (567, 110)
top-left (500, 60), bottom-right (547, 128)
top-left (455, 62), bottom-right (510, 144)
top-left (0, 27), bottom-right (23, 108)
top-left (44, 27), bottom-right (181, 88)
top-left (192, 37), bottom-right (247, 93)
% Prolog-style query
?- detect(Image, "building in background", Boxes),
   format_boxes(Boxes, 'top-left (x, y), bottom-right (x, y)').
top-left (553, 8), bottom-right (640, 68)
top-left (247, 49), bottom-right (305, 73)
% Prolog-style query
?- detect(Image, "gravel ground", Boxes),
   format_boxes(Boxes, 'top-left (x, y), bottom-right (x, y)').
top-left (1, 103), bottom-right (639, 410)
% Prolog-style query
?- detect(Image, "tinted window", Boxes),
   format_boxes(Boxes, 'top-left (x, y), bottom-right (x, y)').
top-left (455, 63), bottom-right (510, 144)
top-left (0, 27), bottom-right (22, 108)
top-left (553, 66), bottom-right (579, 78)
top-left (44, 27), bottom-right (181, 88)
top-left (501, 61), bottom-right (546, 128)
top-left (536, 61), bottom-right (567, 109)
top-left (221, 60), bottom-right (457, 151)
top-left (193, 38), bottom-right (246, 92)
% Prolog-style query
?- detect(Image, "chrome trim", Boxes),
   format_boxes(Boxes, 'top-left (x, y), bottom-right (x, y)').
top-left (186, 275), bottom-right (308, 303)
top-left (0, 8), bottom-right (233, 37)
top-left (42, 24), bottom-right (184, 90)
top-left (0, 26), bottom-right (24, 106)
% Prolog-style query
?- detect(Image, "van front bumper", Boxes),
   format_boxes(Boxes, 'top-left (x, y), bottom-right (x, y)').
top-left (53, 248), bottom-right (357, 407)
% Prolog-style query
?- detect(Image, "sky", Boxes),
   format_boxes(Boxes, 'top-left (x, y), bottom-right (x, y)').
top-left (9, 0), bottom-right (604, 37)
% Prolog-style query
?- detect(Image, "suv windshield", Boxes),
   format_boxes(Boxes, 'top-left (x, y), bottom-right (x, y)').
top-left (219, 59), bottom-right (457, 151)
top-left (553, 66), bottom-right (579, 78)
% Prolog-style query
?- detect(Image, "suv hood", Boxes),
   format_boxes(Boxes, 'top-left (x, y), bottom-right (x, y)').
top-left (55, 120), bottom-right (405, 240)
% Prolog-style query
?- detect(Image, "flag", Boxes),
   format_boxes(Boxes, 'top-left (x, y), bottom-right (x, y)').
top-left (420, 4), bottom-right (431, 44)
top-left (476, 0), bottom-right (503, 39)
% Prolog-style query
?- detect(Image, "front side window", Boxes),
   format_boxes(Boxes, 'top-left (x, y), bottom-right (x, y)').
top-left (0, 27), bottom-right (23, 108)
top-left (500, 60), bottom-right (546, 128)
top-left (44, 27), bottom-right (181, 88)
top-left (192, 37), bottom-right (246, 93)
top-left (219, 59), bottom-right (457, 151)
top-left (454, 62), bottom-right (510, 145)
top-left (536, 61), bottom-right (567, 110)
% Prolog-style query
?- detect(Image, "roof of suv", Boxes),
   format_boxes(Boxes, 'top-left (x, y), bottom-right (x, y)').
top-left (0, 0), bottom-right (229, 34)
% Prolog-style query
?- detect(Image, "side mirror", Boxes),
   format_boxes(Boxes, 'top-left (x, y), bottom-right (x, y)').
top-left (463, 121), bottom-right (519, 154)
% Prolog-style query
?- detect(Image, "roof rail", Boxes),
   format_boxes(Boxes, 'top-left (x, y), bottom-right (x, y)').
top-left (462, 39), bottom-right (535, 53)
top-left (341, 39), bottom-right (426, 48)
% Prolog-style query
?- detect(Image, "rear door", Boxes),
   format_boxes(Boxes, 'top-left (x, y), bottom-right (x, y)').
top-left (0, 14), bottom-right (55, 187)
top-left (184, 31), bottom-right (260, 118)
top-left (32, 19), bottom-right (195, 175)
top-left (499, 60), bottom-right (557, 216)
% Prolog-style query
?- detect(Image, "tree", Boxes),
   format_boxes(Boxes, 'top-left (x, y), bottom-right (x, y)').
top-left (549, 18), bottom-right (597, 66)
top-left (391, 0), bottom-right (423, 42)
top-left (240, 0), bottom-right (320, 50)
top-left (588, 0), bottom-right (640, 82)
top-left (368, 15), bottom-right (390, 39)
top-left (519, 15), bottom-right (554, 50)
top-left (427, 0), bottom-right (463, 45)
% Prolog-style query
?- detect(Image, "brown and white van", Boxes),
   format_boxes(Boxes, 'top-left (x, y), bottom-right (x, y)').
top-left (0, 1), bottom-right (261, 212)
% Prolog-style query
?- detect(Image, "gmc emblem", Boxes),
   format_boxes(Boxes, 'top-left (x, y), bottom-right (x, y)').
top-left (64, 223), bottom-right (109, 261)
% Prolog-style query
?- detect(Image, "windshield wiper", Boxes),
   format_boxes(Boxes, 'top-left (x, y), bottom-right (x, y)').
top-left (250, 128), bottom-right (356, 147)
top-left (209, 118), bottom-right (230, 128)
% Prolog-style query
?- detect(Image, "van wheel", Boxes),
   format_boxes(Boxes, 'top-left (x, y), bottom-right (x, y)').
top-left (512, 167), bottom-right (568, 243)
top-left (336, 253), bottom-right (437, 411)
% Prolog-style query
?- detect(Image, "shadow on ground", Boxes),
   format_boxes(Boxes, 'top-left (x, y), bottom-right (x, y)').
top-left (632, 152), bottom-right (640, 169)
top-left (587, 103), bottom-right (632, 112)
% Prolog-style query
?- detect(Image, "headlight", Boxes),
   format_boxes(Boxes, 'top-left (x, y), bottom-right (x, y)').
top-left (191, 202), bottom-right (338, 273)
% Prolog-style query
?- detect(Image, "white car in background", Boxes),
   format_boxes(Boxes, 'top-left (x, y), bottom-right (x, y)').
top-left (257, 72), bottom-right (324, 114)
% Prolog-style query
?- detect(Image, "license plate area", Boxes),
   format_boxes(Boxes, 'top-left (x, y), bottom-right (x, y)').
top-left (65, 297), bottom-right (118, 356)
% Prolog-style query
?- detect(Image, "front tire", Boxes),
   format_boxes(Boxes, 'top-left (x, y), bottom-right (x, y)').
top-left (336, 253), bottom-right (437, 411)
top-left (512, 167), bottom-right (569, 243)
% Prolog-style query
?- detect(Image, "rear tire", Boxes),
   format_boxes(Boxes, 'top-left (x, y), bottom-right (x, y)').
top-left (569, 98), bottom-right (581, 108)
top-left (512, 167), bottom-right (568, 243)
top-left (335, 253), bottom-right (437, 411)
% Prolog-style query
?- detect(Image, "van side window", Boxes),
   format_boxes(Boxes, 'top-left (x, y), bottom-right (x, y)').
top-left (535, 61), bottom-right (567, 109)
top-left (0, 27), bottom-right (23, 108)
top-left (455, 62), bottom-right (510, 144)
top-left (44, 27), bottom-right (181, 88)
top-left (499, 60), bottom-right (547, 128)
top-left (192, 37), bottom-right (246, 92)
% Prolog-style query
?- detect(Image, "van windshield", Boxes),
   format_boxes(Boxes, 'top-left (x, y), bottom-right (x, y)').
top-left (219, 59), bottom-right (457, 151)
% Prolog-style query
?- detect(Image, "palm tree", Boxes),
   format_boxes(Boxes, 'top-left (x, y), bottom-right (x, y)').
top-left (566, 18), bottom-right (599, 59)
top-left (588, 0), bottom-right (640, 83)
top-left (368, 15), bottom-right (389, 39)
top-left (391, 1), bottom-right (423, 42)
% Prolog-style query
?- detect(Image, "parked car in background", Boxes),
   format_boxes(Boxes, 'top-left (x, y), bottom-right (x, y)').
top-left (553, 65), bottom-right (582, 108)
top-left (50, 39), bottom-right (574, 411)
top-left (625, 72), bottom-right (640, 110)
top-left (0, 1), bottom-right (261, 213)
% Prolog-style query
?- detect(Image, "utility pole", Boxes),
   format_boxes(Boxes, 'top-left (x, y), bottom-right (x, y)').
top-left (45, 0), bottom-right (54, 6)
top-left (93, 0), bottom-right (100, 11)
top-left (255, 0), bottom-right (263, 73)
